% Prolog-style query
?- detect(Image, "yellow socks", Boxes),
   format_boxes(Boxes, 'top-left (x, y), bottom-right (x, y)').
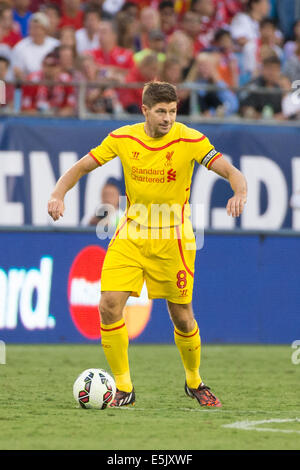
top-left (101, 318), bottom-right (201, 391)
top-left (174, 321), bottom-right (202, 389)
top-left (100, 318), bottom-right (133, 393)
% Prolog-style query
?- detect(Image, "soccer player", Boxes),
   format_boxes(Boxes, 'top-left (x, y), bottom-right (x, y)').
top-left (48, 81), bottom-right (247, 408)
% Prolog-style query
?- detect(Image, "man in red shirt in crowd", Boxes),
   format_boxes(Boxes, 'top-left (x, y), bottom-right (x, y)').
top-left (89, 20), bottom-right (134, 82)
top-left (158, 1), bottom-right (178, 37)
top-left (59, 0), bottom-right (84, 30)
top-left (21, 51), bottom-right (76, 116)
top-left (0, 3), bottom-right (22, 48)
top-left (191, 0), bottom-right (227, 50)
top-left (214, 0), bottom-right (245, 23)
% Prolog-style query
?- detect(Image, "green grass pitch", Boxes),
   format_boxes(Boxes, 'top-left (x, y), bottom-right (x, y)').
top-left (0, 344), bottom-right (299, 450)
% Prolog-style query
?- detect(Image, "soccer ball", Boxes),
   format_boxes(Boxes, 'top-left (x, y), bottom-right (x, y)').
top-left (73, 368), bottom-right (116, 409)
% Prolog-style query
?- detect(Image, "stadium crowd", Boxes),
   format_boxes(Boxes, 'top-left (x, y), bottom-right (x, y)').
top-left (1, 0), bottom-right (300, 119)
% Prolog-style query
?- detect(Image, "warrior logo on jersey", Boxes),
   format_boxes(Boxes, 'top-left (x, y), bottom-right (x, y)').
top-left (131, 151), bottom-right (140, 160)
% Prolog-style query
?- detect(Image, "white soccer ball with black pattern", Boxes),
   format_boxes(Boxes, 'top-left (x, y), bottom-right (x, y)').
top-left (73, 368), bottom-right (116, 409)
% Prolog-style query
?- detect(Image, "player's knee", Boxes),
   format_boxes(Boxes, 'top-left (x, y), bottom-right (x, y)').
top-left (175, 317), bottom-right (195, 333)
top-left (174, 311), bottom-right (196, 333)
top-left (99, 294), bottom-right (122, 324)
top-left (168, 301), bottom-right (195, 333)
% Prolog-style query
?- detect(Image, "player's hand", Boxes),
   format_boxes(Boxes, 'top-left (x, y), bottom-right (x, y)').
top-left (48, 197), bottom-right (65, 221)
top-left (226, 194), bottom-right (247, 218)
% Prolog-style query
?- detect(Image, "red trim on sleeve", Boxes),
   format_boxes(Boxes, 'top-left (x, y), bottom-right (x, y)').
top-left (207, 153), bottom-right (222, 169)
top-left (89, 151), bottom-right (102, 166)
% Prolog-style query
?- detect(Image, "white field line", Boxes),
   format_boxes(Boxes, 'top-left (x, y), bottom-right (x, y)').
top-left (106, 407), bottom-right (300, 415)
top-left (223, 418), bottom-right (300, 434)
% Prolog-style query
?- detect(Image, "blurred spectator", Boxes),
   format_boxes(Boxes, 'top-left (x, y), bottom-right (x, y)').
top-left (191, 0), bottom-right (227, 50)
top-left (13, 0), bottom-right (32, 37)
top-left (42, 3), bottom-right (62, 39)
top-left (283, 44), bottom-right (300, 83)
top-left (243, 18), bottom-right (283, 79)
top-left (12, 12), bottom-right (60, 79)
top-left (0, 53), bottom-right (9, 80)
top-left (59, 0), bottom-right (83, 30)
top-left (0, 55), bottom-right (14, 109)
top-left (181, 10), bottom-right (202, 54)
top-left (259, 17), bottom-right (283, 52)
top-left (85, 0), bottom-right (105, 14)
top-left (174, 0), bottom-right (193, 19)
top-left (116, 11), bottom-right (140, 50)
top-left (186, 52), bottom-right (239, 116)
top-left (166, 30), bottom-right (195, 78)
top-left (230, 0), bottom-right (270, 47)
top-left (284, 19), bottom-right (300, 61)
top-left (120, 1), bottom-right (139, 18)
top-left (161, 55), bottom-right (190, 113)
top-left (214, 0), bottom-right (246, 23)
top-left (0, 3), bottom-right (22, 48)
top-left (212, 28), bottom-right (239, 87)
top-left (76, 53), bottom-right (123, 113)
top-left (136, 6), bottom-right (160, 50)
top-left (88, 20), bottom-right (134, 82)
top-left (239, 55), bottom-right (283, 119)
top-left (21, 50), bottom-right (76, 116)
top-left (59, 25), bottom-right (76, 49)
top-left (279, 74), bottom-right (300, 120)
top-left (118, 52), bottom-right (160, 113)
top-left (159, 1), bottom-right (178, 36)
top-left (56, 44), bottom-right (76, 76)
top-left (81, 177), bottom-right (123, 227)
top-left (134, 29), bottom-right (166, 64)
top-left (75, 5), bottom-right (100, 53)
top-left (161, 55), bottom-right (183, 84)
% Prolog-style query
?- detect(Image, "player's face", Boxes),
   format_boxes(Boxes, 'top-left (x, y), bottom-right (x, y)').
top-left (142, 102), bottom-right (177, 138)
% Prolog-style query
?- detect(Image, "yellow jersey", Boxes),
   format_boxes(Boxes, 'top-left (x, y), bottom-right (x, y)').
top-left (89, 121), bottom-right (222, 227)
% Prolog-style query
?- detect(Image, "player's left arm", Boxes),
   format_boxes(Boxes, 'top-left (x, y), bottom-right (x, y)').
top-left (209, 156), bottom-right (247, 218)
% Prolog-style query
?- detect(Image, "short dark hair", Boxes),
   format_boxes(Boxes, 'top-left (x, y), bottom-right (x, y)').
top-left (0, 2), bottom-right (11, 17)
top-left (247, 0), bottom-right (263, 11)
top-left (0, 55), bottom-right (9, 66)
top-left (121, 1), bottom-right (138, 12)
top-left (214, 28), bottom-right (231, 43)
top-left (260, 18), bottom-right (276, 28)
top-left (158, 1), bottom-right (174, 11)
top-left (142, 81), bottom-right (178, 108)
top-left (83, 5), bottom-right (101, 21)
top-left (43, 2), bottom-right (61, 17)
top-left (105, 177), bottom-right (121, 191)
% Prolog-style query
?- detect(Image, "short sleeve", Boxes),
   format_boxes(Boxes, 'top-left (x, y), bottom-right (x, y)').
top-left (193, 135), bottom-right (223, 169)
top-left (89, 134), bottom-right (119, 166)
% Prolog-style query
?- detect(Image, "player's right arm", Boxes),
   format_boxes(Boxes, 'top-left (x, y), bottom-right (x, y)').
top-left (48, 154), bottom-right (99, 221)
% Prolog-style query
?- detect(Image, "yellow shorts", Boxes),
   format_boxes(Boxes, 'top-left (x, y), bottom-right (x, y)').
top-left (101, 217), bottom-right (196, 304)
